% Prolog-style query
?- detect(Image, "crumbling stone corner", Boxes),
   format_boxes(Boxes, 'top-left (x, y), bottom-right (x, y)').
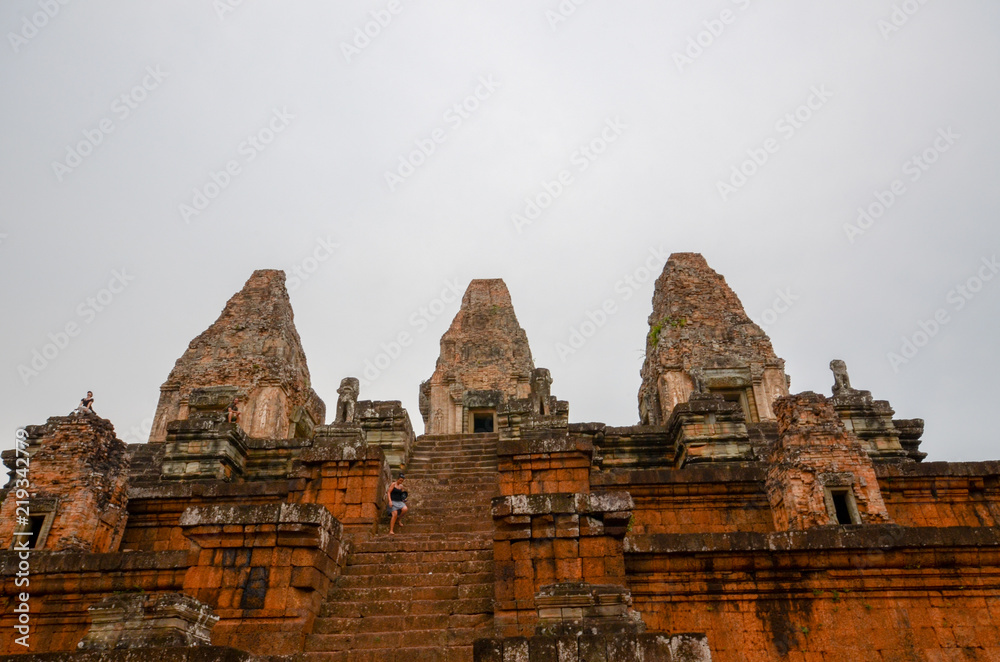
top-left (766, 392), bottom-right (891, 531)
top-left (0, 414), bottom-right (130, 553)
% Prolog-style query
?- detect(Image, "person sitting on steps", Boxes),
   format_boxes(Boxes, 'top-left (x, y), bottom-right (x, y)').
top-left (227, 397), bottom-right (241, 425)
top-left (387, 474), bottom-right (407, 535)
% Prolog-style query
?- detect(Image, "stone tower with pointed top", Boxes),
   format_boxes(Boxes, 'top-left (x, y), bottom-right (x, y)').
top-left (148, 269), bottom-right (325, 442)
top-left (420, 279), bottom-right (548, 435)
top-left (638, 253), bottom-right (789, 426)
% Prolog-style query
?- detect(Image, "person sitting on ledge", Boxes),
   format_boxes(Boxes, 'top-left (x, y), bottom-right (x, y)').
top-left (227, 397), bottom-right (241, 425)
top-left (75, 391), bottom-right (96, 415)
top-left (387, 474), bottom-right (408, 535)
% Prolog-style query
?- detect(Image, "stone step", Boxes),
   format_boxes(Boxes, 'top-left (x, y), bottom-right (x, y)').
top-left (408, 446), bottom-right (498, 456)
top-left (407, 469), bottom-right (496, 476)
top-left (406, 458), bottom-right (497, 477)
top-left (388, 524), bottom-right (493, 535)
top-left (409, 447), bottom-right (497, 456)
top-left (396, 508), bottom-right (493, 520)
top-left (342, 565), bottom-right (491, 581)
top-left (319, 596), bottom-right (494, 620)
top-left (304, 629), bottom-right (483, 652)
top-left (407, 460), bottom-right (495, 466)
top-left (417, 433), bottom-right (500, 441)
top-left (408, 449), bottom-right (497, 458)
top-left (346, 546), bottom-right (492, 563)
top-left (405, 469), bottom-right (497, 477)
top-left (348, 536), bottom-right (493, 552)
top-left (335, 559), bottom-right (493, 588)
top-left (408, 448), bottom-right (497, 456)
top-left (406, 482), bottom-right (497, 490)
top-left (399, 478), bottom-right (493, 484)
top-left (402, 486), bottom-right (496, 495)
top-left (408, 450), bottom-right (496, 458)
top-left (342, 551), bottom-right (493, 567)
top-left (398, 503), bottom-right (494, 513)
top-left (312, 612), bottom-right (491, 635)
top-left (297, 646), bottom-right (475, 662)
top-left (328, 583), bottom-right (494, 602)
top-left (347, 548), bottom-right (491, 562)
top-left (406, 466), bottom-right (497, 472)
top-left (392, 504), bottom-right (493, 514)
top-left (409, 446), bottom-right (497, 455)
top-left (403, 473), bottom-right (498, 482)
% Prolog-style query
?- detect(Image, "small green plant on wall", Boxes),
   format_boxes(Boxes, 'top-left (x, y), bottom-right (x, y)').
top-left (648, 316), bottom-right (687, 347)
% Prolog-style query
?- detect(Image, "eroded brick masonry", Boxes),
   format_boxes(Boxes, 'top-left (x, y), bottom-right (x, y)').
top-left (2, 254), bottom-right (998, 661)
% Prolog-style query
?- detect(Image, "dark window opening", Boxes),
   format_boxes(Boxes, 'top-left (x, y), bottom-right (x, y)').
top-left (473, 412), bottom-right (494, 433)
top-left (26, 516), bottom-right (46, 549)
top-left (831, 491), bottom-right (853, 524)
top-left (710, 388), bottom-right (752, 421)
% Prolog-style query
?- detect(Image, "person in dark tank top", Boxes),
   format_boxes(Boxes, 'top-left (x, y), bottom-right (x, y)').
top-left (387, 474), bottom-right (407, 535)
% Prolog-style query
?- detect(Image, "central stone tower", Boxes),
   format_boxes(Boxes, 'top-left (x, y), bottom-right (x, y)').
top-left (420, 279), bottom-right (555, 435)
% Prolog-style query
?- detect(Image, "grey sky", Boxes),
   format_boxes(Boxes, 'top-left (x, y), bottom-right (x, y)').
top-left (2, 1), bottom-right (998, 464)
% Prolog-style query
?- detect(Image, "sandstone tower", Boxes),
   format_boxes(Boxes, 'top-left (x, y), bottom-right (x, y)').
top-left (149, 269), bottom-right (325, 443)
top-left (638, 252), bottom-right (789, 426)
top-left (419, 279), bottom-right (564, 435)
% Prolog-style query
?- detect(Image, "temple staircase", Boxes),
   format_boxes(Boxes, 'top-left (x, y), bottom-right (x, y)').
top-left (302, 433), bottom-right (499, 661)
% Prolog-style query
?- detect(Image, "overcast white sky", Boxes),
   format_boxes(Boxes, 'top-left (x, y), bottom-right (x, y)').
top-left (1, 1), bottom-right (998, 466)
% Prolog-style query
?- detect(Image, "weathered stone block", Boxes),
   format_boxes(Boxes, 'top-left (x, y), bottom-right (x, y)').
top-left (78, 593), bottom-right (218, 651)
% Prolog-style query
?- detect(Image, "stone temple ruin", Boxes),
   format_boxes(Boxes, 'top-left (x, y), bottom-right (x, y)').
top-left (1, 253), bottom-right (999, 661)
